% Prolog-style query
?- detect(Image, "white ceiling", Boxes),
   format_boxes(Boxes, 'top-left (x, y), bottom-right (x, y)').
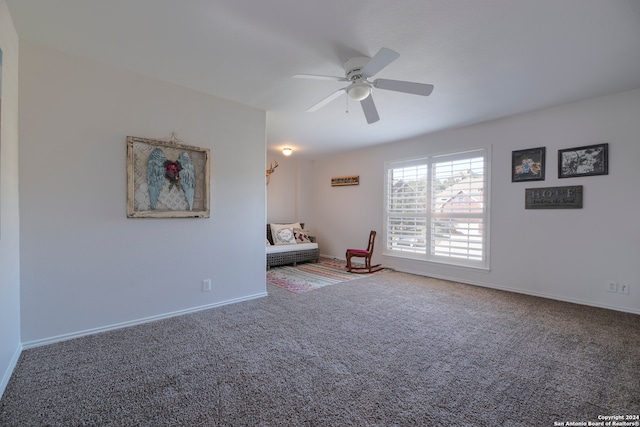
top-left (6, 0), bottom-right (640, 159)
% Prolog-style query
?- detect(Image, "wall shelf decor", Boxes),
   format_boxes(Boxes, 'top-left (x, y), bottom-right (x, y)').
top-left (331, 176), bottom-right (359, 186)
top-left (558, 143), bottom-right (608, 178)
top-left (127, 135), bottom-right (210, 218)
top-left (512, 147), bottom-right (545, 182)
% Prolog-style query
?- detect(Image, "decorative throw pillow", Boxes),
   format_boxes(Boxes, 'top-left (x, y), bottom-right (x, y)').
top-left (270, 223), bottom-right (298, 245)
top-left (293, 228), bottom-right (311, 243)
top-left (266, 239), bottom-right (271, 246)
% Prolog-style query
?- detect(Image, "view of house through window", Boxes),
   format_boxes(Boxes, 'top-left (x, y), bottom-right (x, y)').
top-left (384, 149), bottom-right (489, 269)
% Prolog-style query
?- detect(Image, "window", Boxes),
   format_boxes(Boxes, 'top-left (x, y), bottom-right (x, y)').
top-left (384, 149), bottom-right (489, 269)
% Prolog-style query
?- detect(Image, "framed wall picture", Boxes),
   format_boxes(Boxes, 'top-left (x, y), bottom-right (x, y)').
top-left (558, 143), bottom-right (608, 178)
top-left (127, 135), bottom-right (210, 218)
top-left (512, 147), bottom-right (545, 182)
top-left (331, 176), bottom-right (359, 186)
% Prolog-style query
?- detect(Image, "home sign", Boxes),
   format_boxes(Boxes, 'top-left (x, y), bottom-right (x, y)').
top-left (525, 186), bottom-right (583, 209)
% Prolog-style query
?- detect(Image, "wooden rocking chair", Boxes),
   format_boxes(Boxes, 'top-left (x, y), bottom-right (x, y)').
top-left (345, 230), bottom-right (382, 274)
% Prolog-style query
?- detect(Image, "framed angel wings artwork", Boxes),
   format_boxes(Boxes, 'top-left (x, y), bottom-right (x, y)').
top-left (127, 135), bottom-right (210, 218)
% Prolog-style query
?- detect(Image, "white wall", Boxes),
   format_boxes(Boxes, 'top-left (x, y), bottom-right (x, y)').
top-left (18, 42), bottom-right (267, 344)
top-left (313, 88), bottom-right (640, 314)
top-left (0, 0), bottom-right (21, 397)
top-left (266, 151), bottom-right (314, 230)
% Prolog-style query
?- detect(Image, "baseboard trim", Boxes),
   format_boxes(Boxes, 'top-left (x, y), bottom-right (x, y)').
top-left (394, 266), bottom-right (640, 315)
top-left (0, 344), bottom-right (22, 399)
top-left (308, 256), bottom-right (638, 315)
top-left (21, 292), bottom-right (268, 350)
top-left (320, 253), bottom-right (341, 258)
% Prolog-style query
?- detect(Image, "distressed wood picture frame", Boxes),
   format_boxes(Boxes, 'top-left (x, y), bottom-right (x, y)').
top-left (127, 136), bottom-right (210, 218)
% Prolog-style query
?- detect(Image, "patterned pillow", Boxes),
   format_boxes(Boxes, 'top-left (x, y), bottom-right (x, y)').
top-left (270, 224), bottom-right (298, 245)
top-left (294, 228), bottom-right (311, 243)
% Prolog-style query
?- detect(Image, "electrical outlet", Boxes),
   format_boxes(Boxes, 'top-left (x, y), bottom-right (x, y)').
top-left (606, 281), bottom-right (617, 293)
top-left (620, 283), bottom-right (630, 295)
top-left (202, 279), bottom-right (212, 292)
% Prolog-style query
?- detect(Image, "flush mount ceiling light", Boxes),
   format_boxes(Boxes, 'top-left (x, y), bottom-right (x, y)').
top-left (282, 147), bottom-right (293, 156)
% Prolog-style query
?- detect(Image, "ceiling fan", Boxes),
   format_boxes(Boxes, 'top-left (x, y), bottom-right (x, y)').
top-left (293, 48), bottom-right (434, 124)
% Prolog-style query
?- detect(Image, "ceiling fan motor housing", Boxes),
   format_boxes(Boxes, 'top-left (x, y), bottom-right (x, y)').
top-left (344, 56), bottom-right (371, 82)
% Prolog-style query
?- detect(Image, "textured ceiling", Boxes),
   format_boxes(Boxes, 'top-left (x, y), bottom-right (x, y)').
top-left (6, 0), bottom-right (640, 158)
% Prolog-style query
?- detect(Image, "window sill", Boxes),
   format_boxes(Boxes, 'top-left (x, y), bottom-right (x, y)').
top-left (383, 252), bottom-right (490, 273)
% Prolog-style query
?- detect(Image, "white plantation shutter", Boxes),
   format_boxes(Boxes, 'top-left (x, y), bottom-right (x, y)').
top-left (384, 150), bottom-right (489, 269)
top-left (431, 155), bottom-right (485, 261)
top-left (386, 162), bottom-right (428, 254)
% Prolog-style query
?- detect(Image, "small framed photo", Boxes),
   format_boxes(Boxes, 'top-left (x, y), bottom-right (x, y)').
top-left (558, 143), bottom-right (608, 178)
top-left (512, 147), bottom-right (545, 182)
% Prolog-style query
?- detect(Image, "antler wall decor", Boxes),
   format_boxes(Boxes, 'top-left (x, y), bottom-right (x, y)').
top-left (266, 160), bottom-right (279, 185)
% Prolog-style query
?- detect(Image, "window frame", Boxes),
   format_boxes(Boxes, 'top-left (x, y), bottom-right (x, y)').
top-left (383, 148), bottom-right (490, 270)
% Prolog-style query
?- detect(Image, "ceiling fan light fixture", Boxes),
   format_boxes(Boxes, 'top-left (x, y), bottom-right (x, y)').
top-left (282, 147), bottom-right (293, 156)
top-left (347, 83), bottom-right (371, 101)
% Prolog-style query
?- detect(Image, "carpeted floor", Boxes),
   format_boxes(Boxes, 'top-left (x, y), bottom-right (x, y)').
top-left (266, 257), bottom-right (388, 293)
top-left (1, 271), bottom-right (639, 426)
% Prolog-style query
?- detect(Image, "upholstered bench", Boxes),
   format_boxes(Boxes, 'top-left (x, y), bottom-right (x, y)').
top-left (266, 223), bottom-right (319, 269)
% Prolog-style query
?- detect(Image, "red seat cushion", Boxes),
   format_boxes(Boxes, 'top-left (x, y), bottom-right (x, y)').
top-left (347, 249), bottom-right (369, 255)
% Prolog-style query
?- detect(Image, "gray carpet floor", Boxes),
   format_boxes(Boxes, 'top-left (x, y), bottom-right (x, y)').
top-left (1, 270), bottom-right (638, 426)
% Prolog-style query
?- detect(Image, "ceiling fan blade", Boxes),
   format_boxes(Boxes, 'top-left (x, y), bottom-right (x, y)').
top-left (360, 95), bottom-right (380, 124)
top-left (374, 78), bottom-right (434, 96)
top-left (361, 48), bottom-right (400, 78)
top-left (293, 74), bottom-right (347, 82)
top-left (306, 88), bottom-right (346, 112)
